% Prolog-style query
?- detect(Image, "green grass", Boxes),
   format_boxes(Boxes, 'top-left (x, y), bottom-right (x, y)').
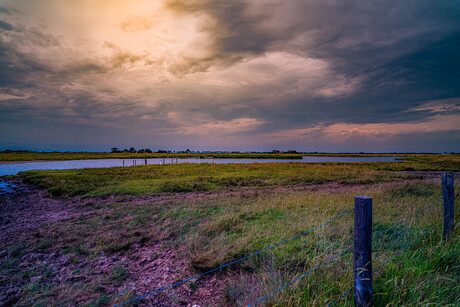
top-left (22, 162), bottom-right (402, 197)
top-left (2, 178), bottom-right (458, 306)
top-left (1, 156), bottom-right (459, 306)
top-left (19, 154), bottom-right (460, 198)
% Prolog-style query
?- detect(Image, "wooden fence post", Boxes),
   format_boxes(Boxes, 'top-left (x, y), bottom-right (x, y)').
top-left (354, 196), bottom-right (373, 307)
top-left (442, 171), bottom-right (454, 239)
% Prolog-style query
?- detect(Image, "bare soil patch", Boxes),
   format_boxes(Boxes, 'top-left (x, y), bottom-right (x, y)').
top-left (0, 178), bottom-right (235, 306)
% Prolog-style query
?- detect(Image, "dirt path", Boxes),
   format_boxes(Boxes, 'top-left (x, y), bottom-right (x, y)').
top-left (0, 178), bottom-right (236, 306)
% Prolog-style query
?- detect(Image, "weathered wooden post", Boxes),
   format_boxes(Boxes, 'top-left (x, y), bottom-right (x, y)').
top-left (354, 196), bottom-right (373, 306)
top-left (123, 160), bottom-right (124, 167)
top-left (442, 171), bottom-right (454, 239)
top-left (145, 158), bottom-right (147, 165)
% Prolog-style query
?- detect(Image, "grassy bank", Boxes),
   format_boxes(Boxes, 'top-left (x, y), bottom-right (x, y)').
top-left (1, 156), bottom-right (459, 306)
top-left (2, 152), bottom-right (450, 162)
top-left (19, 154), bottom-right (460, 198)
top-left (21, 163), bottom-right (409, 197)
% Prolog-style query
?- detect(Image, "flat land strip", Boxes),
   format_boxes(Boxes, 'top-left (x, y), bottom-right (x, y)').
top-left (0, 152), bottom-right (308, 162)
top-left (1, 155), bottom-right (459, 306)
top-left (0, 152), bottom-right (434, 163)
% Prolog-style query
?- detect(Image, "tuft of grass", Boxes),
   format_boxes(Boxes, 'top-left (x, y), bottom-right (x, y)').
top-left (109, 264), bottom-right (129, 285)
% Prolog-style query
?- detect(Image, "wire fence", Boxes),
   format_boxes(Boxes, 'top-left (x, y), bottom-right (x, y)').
top-left (250, 196), bottom-right (444, 307)
top-left (328, 221), bottom-right (442, 307)
top-left (113, 208), bottom-right (355, 307)
top-left (327, 201), bottom-right (444, 307)
top-left (113, 177), bottom-right (454, 307)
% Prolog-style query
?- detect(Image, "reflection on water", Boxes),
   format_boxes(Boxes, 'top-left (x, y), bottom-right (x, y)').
top-left (0, 156), bottom-right (402, 176)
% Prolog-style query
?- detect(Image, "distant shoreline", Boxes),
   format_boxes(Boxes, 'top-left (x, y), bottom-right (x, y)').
top-left (0, 160), bottom-right (48, 165)
top-left (0, 152), bottom-right (415, 163)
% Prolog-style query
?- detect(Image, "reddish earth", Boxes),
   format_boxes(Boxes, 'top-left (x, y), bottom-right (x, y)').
top-left (0, 178), bottom-right (236, 306)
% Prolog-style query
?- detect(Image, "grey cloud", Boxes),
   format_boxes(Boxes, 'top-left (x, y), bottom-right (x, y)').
top-left (0, 27), bottom-right (164, 134)
top-left (185, 0), bottom-right (460, 127)
top-left (0, 20), bottom-right (12, 31)
top-left (164, 0), bottom-right (278, 73)
top-left (0, 5), bottom-right (10, 15)
top-left (62, 60), bottom-right (108, 75)
top-left (0, 38), bottom-right (55, 90)
top-left (1, 0), bottom-right (459, 151)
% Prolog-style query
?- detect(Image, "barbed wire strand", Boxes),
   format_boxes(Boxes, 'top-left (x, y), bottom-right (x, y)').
top-left (112, 181), bottom-right (437, 306)
top-left (247, 244), bottom-right (353, 307)
top-left (328, 286), bottom-right (353, 307)
top-left (112, 210), bottom-right (354, 307)
top-left (328, 220), bottom-right (442, 306)
top-left (372, 199), bottom-right (442, 239)
top-left (328, 181), bottom-right (440, 307)
top-left (374, 181), bottom-right (436, 207)
top-left (374, 221), bottom-right (441, 274)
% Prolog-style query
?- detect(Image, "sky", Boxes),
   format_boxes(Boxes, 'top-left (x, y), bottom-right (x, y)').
top-left (0, 0), bottom-right (459, 153)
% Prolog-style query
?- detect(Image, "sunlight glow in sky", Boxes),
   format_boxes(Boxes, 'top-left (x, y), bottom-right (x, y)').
top-left (0, 0), bottom-right (459, 152)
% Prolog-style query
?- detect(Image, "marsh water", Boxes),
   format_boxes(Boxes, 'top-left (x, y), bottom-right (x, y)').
top-left (0, 156), bottom-right (402, 176)
top-left (0, 181), bottom-right (20, 194)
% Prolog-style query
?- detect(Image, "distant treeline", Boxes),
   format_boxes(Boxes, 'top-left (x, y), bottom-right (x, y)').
top-left (109, 147), bottom-right (301, 154)
top-left (1, 149), bottom-right (454, 155)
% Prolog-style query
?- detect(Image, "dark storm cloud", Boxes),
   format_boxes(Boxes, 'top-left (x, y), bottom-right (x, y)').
top-left (166, 1), bottom-right (459, 67)
top-left (0, 20), bottom-right (12, 30)
top-left (0, 19), bottom-right (176, 148)
top-left (179, 0), bottom-right (460, 123)
top-left (164, 0), bottom-right (278, 73)
top-left (0, 5), bottom-right (10, 15)
top-left (0, 0), bottom-right (459, 151)
top-left (0, 40), bottom-right (47, 89)
top-left (275, 29), bottom-right (460, 128)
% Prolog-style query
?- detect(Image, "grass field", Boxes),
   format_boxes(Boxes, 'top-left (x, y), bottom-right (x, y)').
top-left (1, 155), bottom-right (459, 306)
top-left (19, 154), bottom-right (460, 198)
top-left (22, 162), bottom-right (411, 197)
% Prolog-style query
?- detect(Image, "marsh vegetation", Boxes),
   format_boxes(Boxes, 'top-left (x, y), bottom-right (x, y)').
top-left (0, 155), bottom-right (458, 306)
